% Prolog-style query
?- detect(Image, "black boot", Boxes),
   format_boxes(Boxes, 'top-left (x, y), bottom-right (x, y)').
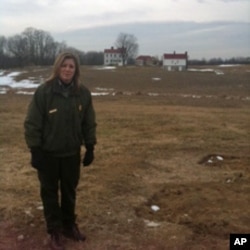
top-left (63, 223), bottom-right (86, 241)
top-left (49, 231), bottom-right (65, 250)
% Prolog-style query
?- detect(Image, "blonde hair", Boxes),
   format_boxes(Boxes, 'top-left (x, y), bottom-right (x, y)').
top-left (46, 51), bottom-right (81, 87)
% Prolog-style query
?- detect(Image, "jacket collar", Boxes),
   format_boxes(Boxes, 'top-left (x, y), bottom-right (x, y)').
top-left (51, 78), bottom-right (80, 96)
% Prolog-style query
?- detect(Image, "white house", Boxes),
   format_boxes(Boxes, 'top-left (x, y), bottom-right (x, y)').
top-left (162, 51), bottom-right (188, 71)
top-left (104, 47), bottom-right (126, 66)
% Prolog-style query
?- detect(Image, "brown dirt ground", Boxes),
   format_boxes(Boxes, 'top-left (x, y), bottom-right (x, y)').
top-left (0, 65), bottom-right (250, 250)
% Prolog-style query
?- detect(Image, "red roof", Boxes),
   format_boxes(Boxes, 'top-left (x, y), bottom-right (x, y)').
top-left (104, 47), bottom-right (125, 53)
top-left (164, 52), bottom-right (188, 60)
top-left (136, 55), bottom-right (152, 61)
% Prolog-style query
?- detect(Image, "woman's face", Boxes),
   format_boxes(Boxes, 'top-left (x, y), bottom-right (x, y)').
top-left (59, 58), bottom-right (76, 83)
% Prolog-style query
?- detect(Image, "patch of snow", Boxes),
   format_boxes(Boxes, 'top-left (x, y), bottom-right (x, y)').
top-left (144, 220), bottom-right (161, 228)
top-left (188, 68), bottom-right (214, 73)
top-left (25, 210), bottom-right (34, 218)
top-left (8, 72), bottom-right (22, 77)
top-left (16, 90), bottom-right (35, 95)
top-left (215, 70), bottom-right (224, 75)
top-left (91, 92), bottom-right (109, 96)
top-left (192, 95), bottom-right (202, 99)
top-left (0, 88), bottom-right (8, 94)
top-left (0, 71), bottom-right (38, 94)
top-left (218, 64), bottom-right (240, 67)
top-left (148, 92), bottom-right (159, 96)
top-left (17, 235), bottom-right (25, 241)
top-left (152, 77), bottom-right (161, 81)
top-left (36, 205), bottom-right (44, 210)
top-left (216, 156), bottom-right (223, 161)
top-left (188, 68), bottom-right (225, 75)
top-left (96, 87), bottom-right (114, 91)
top-left (0, 71), bottom-right (114, 96)
top-left (204, 155), bottom-right (224, 165)
top-left (151, 205), bottom-right (160, 212)
top-left (93, 66), bottom-right (116, 70)
top-left (11, 79), bottom-right (38, 89)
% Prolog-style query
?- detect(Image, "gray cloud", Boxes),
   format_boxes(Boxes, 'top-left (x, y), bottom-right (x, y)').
top-left (1, 0), bottom-right (249, 36)
top-left (53, 21), bottom-right (250, 59)
top-left (1, 0), bottom-right (249, 59)
top-left (197, 0), bottom-right (248, 2)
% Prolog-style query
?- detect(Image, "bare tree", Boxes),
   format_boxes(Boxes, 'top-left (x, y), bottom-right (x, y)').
top-left (22, 27), bottom-right (61, 65)
top-left (7, 34), bottom-right (29, 66)
top-left (22, 27), bottom-right (36, 63)
top-left (0, 36), bottom-right (6, 55)
top-left (0, 27), bottom-right (107, 68)
top-left (115, 33), bottom-right (138, 65)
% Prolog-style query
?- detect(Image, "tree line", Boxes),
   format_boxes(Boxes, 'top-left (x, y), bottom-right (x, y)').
top-left (0, 27), bottom-right (104, 68)
top-left (0, 27), bottom-right (249, 69)
top-left (189, 57), bottom-right (250, 66)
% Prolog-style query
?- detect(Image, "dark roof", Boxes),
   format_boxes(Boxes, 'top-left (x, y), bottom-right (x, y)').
top-left (136, 55), bottom-right (152, 60)
top-left (104, 47), bottom-right (126, 53)
top-left (164, 52), bottom-right (188, 59)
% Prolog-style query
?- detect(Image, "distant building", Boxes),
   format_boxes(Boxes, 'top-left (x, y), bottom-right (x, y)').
top-left (162, 51), bottom-right (188, 71)
top-left (104, 46), bottom-right (126, 66)
top-left (135, 55), bottom-right (153, 66)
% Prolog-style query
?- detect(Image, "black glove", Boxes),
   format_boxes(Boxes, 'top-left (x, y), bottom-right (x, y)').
top-left (30, 147), bottom-right (44, 170)
top-left (83, 144), bottom-right (94, 167)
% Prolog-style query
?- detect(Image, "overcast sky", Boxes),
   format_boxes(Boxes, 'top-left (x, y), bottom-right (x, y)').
top-left (1, 0), bottom-right (250, 59)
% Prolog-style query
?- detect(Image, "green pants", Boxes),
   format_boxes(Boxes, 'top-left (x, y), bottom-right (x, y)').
top-left (38, 152), bottom-right (81, 234)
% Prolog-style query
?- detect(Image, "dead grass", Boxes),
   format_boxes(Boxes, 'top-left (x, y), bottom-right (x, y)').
top-left (0, 65), bottom-right (250, 249)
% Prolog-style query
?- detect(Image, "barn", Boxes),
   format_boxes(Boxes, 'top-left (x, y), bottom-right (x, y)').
top-left (135, 55), bottom-right (153, 66)
top-left (163, 51), bottom-right (188, 71)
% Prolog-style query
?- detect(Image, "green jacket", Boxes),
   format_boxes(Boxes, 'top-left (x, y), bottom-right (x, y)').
top-left (24, 79), bottom-right (97, 157)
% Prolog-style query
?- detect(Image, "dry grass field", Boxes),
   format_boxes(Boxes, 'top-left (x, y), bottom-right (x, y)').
top-left (0, 65), bottom-right (250, 250)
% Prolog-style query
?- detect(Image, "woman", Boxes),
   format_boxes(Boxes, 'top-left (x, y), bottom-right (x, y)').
top-left (24, 52), bottom-right (97, 250)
